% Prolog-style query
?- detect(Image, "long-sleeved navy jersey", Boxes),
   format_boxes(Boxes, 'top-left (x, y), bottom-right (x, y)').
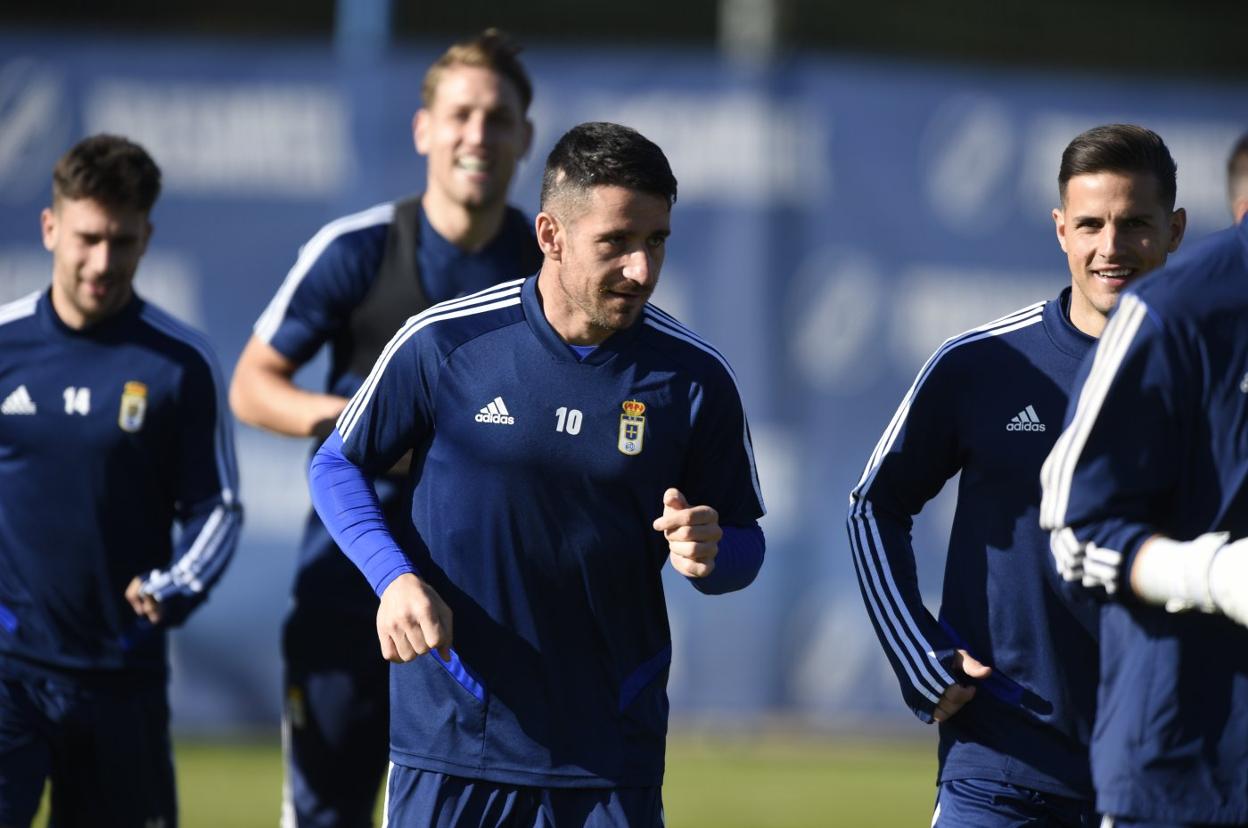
top-left (253, 200), bottom-right (541, 613)
top-left (1040, 221), bottom-right (1248, 823)
top-left (314, 277), bottom-right (765, 787)
top-left (849, 288), bottom-right (1099, 799)
top-left (0, 290), bottom-right (241, 682)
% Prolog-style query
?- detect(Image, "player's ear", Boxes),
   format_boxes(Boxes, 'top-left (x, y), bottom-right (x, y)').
top-left (1167, 207), bottom-right (1187, 253)
top-left (413, 110), bottom-right (430, 156)
top-left (1052, 206), bottom-right (1068, 253)
top-left (40, 206), bottom-right (57, 252)
top-left (536, 212), bottom-right (561, 261)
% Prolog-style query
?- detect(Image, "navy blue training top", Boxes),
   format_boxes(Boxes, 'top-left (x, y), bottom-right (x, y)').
top-left (849, 288), bottom-right (1099, 799)
top-left (251, 200), bottom-right (541, 612)
top-left (0, 290), bottom-right (241, 683)
top-left (1040, 221), bottom-right (1248, 823)
top-left (313, 276), bottom-right (765, 787)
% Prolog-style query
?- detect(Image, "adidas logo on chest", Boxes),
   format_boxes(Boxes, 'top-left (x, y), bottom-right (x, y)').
top-left (1006, 404), bottom-right (1046, 432)
top-left (1, 384), bottom-right (36, 415)
top-left (474, 396), bottom-right (515, 426)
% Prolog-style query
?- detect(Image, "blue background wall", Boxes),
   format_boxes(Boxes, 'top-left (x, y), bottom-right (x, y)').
top-left (1, 32), bottom-right (1244, 731)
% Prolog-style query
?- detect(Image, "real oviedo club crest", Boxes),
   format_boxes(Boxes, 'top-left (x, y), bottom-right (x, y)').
top-left (118, 381), bottom-right (148, 433)
top-left (617, 399), bottom-right (646, 456)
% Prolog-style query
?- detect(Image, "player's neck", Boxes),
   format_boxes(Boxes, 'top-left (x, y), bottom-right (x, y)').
top-left (1068, 291), bottom-right (1108, 338)
top-left (421, 191), bottom-right (506, 253)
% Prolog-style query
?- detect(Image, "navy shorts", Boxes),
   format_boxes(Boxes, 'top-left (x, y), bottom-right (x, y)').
top-left (0, 670), bottom-right (175, 827)
top-left (382, 764), bottom-right (664, 827)
top-left (281, 601), bottom-right (389, 828)
top-left (933, 778), bottom-right (1097, 828)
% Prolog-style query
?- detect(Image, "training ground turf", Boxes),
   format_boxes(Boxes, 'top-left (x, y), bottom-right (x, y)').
top-left (36, 731), bottom-right (936, 826)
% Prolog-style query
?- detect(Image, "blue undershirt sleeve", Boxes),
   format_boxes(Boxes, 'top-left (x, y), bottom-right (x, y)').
top-left (688, 523), bottom-right (765, 595)
top-left (309, 430), bottom-right (415, 596)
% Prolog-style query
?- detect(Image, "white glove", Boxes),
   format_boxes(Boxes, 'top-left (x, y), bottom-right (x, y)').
top-left (1133, 532), bottom-right (1248, 627)
top-left (1209, 537), bottom-right (1248, 627)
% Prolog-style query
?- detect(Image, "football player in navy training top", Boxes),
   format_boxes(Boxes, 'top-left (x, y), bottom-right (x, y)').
top-left (1040, 182), bottom-right (1248, 827)
top-left (308, 121), bottom-right (766, 826)
top-left (228, 30), bottom-right (541, 827)
top-left (0, 134), bottom-right (241, 826)
top-left (848, 124), bottom-right (1186, 827)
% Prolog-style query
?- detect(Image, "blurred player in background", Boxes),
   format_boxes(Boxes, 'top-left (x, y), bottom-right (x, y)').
top-left (308, 121), bottom-right (765, 826)
top-left (1228, 131), bottom-right (1248, 225)
top-left (848, 124), bottom-right (1186, 826)
top-left (0, 134), bottom-right (241, 826)
top-left (1039, 189), bottom-right (1248, 828)
top-left (228, 29), bottom-right (542, 828)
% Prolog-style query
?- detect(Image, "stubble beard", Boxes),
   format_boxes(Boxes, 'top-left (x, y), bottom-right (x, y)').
top-left (556, 272), bottom-right (634, 338)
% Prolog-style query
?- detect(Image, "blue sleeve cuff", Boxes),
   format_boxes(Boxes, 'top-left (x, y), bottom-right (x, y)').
top-left (690, 523), bottom-right (765, 595)
top-left (309, 430), bottom-right (415, 596)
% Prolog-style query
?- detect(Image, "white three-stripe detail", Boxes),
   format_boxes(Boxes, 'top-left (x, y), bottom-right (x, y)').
top-left (139, 304), bottom-right (242, 595)
top-left (1040, 294), bottom-right (1149, 530)
top-left (338, 281), bottom-right (525, 440)
top-left (0, 291), bottom-right (39, 328)
top-left (254, 202), bottom-right (395, 344)
top-left (854, 301), bottom-right (1045, 493)
top-left (641, 306), bottom-right (766, 514)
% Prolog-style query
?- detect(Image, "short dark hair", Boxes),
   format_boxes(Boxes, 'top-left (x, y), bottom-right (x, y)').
top-left (1227, 131), bottom-right (1248, 203)
top-left (422, 28), bottom-right (533, 114)
top-left (52, 134), bottom-right (161, 214)
top-left (540, 122), bottom-right (678, 214)
top-left (1058, 124), bottom-right (1177, 211)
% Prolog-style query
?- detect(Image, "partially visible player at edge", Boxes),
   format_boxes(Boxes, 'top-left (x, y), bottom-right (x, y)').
top-left (848, 124), bottom-right (1185, 826)
top-left (229, 30), bottom-right (541, 827)
top-left (1039, 153), bottom-right (1248, 828)
top-left (1227, 130), bottom-right (1248, 225)
top-left (309, 121), bottom-right (765, 826)
top-left (0, 134), bottom-right (242, 827)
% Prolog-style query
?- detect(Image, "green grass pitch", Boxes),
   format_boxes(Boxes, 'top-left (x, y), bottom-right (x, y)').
top-left (36, 731), bottom-right (936, 826)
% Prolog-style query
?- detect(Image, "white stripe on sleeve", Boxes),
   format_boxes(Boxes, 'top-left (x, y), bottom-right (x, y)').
top-left (1039, 293), bottom-right (1149, 530)
top-left (337, 281), bottom-right (525, 441)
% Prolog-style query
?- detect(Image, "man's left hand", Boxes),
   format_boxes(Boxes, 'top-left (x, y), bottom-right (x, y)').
top-left (652, 487), bottom-right (722, 578)
top-left (125, 576), bottom-right (163, 624)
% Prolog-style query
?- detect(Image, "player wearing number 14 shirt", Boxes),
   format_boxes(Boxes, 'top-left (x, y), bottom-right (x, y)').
top-left (309, 122), bottom-right (765, 825)
top-left (0, 135), bottom-right (240, 827)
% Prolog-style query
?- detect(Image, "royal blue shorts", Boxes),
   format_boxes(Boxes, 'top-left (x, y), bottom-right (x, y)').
top-left (0, 668), bottom-right (175, 827)
top-left (382, 764), bottom-right (664, 827)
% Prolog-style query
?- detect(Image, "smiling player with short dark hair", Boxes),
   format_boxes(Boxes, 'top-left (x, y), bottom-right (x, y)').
top-left (849, 124), bottom-right (1186, 827)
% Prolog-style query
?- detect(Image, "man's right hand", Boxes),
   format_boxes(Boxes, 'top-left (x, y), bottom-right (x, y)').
top-left (376, 573), bottom-right (453, 663)
top-left (932, 649), bottom-right (992, 723)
